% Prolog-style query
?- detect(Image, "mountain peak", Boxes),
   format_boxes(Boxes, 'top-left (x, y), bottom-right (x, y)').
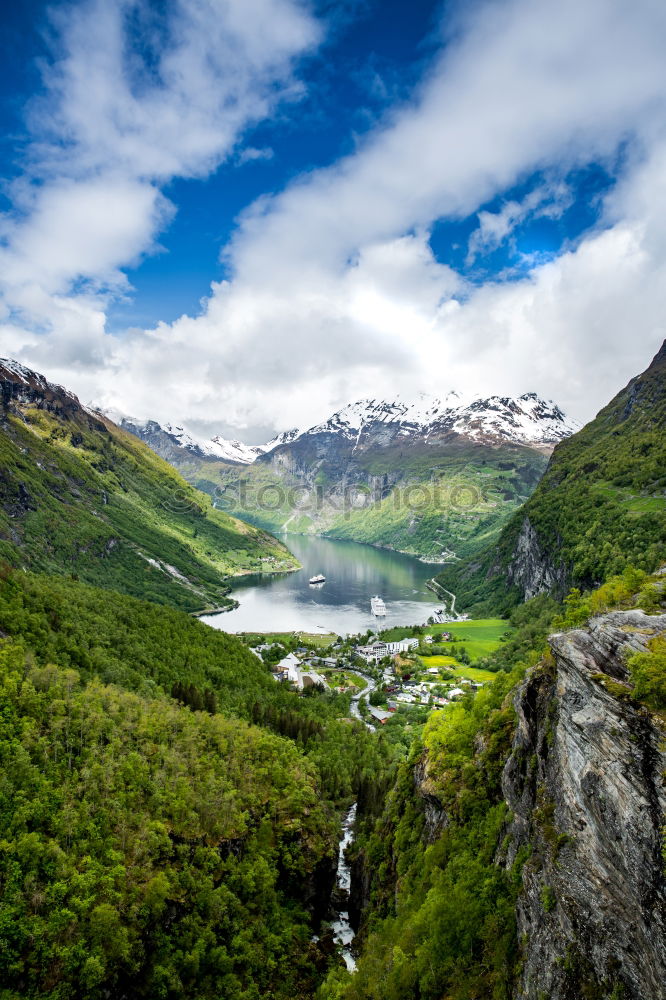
top-left (1, 357), bottom-right (84, 419)
top-left (294, 390), bottom-right (577, 451)
top-left (647, 338), bottom-right (666, 371)
top-left (113, 389), bottom-right (578, 466)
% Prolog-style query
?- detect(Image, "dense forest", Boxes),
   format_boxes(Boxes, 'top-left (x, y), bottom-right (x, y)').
top-left (0, 567), bottom-right (396, 998)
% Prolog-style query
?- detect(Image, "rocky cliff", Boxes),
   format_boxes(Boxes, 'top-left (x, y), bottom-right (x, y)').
top-left (501, 610), bottom-right (666, 999)
top-left (504, 516), bottom-right (569, 601)
top-left (1, 358), bottom-right (95, 426)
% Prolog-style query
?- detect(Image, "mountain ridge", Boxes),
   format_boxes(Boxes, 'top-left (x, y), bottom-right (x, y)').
top-left (437, 339), bottom-right (666, 612)
top-left (119, 389), bottom-right (578, 466)
top-left (0, 358), bottom-right (297, 611)
top-left (117, 389), bottom-right (577, 562)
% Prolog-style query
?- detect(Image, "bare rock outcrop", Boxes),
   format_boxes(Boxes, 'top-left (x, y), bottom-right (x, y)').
top-left (501, 610), bottom-right (666, 999)
top-left (505, 516), bottom-right (569, 601)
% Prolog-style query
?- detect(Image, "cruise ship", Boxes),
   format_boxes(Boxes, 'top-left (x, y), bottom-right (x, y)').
top-left (309, 574), bottom-right (326, 584)
top-left (370, 595), bottom-right (387, 616)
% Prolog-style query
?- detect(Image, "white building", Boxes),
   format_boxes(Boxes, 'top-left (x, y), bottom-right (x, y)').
top-left (355, 637), bottom-right (419, 663)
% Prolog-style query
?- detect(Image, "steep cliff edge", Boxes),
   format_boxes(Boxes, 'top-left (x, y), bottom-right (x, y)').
top-left (336, 603), bottom-right (665, 1000)
top-left (501, 610), bottom-right (666, 999)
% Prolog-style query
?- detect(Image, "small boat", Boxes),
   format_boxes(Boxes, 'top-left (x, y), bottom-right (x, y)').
top-left (309, 574), bottom-right (326, 585)
top-left (370, 595), bottom-right (387, 616)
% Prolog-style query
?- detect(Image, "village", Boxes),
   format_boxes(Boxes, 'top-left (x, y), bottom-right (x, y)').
top-left (246, 618), bottom-right (505, 726)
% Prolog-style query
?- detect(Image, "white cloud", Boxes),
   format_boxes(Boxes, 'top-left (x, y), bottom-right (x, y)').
top-left (1, 177), bottom-right (170, 298)
top-left (0, 0), bottom-right (319, 345)
top-left (466, 181), bottom-right (572, 264)
top-left (236, 147), bottom-right (275, 165)
top-left (31, 0), bottom-right (319, 181)
top-left (2, 0), bottom-right (666, 435)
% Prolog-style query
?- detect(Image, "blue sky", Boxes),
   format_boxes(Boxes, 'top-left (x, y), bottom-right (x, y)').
top-left (88, 0), bottom-right (455, 329)
top-left (0, 0), bottom-right (665, 439)
top-left (2, 0), bottom-right (452, 327)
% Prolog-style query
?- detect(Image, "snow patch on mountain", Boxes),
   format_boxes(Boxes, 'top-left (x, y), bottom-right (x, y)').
top-left (100, 411), bottom-right (303, 465)
top-left (174, 425), bottom-right (302, 462)
top-left (300, 391), bottom-right (578, 447)
top-left (99, 390), bottom-right (577, 465)
top-left (450, 393), bottom-right (579, 446)
top-left (0, 358), bottom-right (80, 406)
top-left (306, 391), bottom-right (467, 438)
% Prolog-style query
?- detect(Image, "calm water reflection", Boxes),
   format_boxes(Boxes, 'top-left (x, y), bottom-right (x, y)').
top-left (203, 535), bottom-right (443, 636)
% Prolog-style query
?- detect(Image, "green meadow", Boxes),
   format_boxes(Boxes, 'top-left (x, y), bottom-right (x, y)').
top-left (430, 618), bottom-right (511, 657)
top-left (381, 617), bottom-right (509, 657)
top-left (417, 656), bottom-right (499, 683)
top-left (238, 630), bottom-right (338, 648)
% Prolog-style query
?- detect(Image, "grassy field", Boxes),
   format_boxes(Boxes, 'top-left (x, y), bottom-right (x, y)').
top-left (419, 654), bottom-right (458, 667)
top-left (430, 618), bottom-right (511, 658)
top-left (381, 618), bottom-right (510, 660)
top-left (417, 657), bottom-right (499, 683)
top-left (238, 631), bottom-right (337, 648)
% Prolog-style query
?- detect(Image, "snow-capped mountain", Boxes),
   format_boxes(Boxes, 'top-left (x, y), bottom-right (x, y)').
top-left (110, 388), bottom-right (579, 561)
top-left (0, 358), bottom-right (81, 411)
top-left (281, 391), bottom-right (578, 451)
top-left (113, 391), bottom-right (577, 467)
top-left (110, 415), bottom-right (303, 466)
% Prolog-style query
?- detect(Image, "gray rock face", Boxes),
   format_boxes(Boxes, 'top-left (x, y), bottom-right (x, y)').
top-left (0, 359), bottom-right (88, 423)
top-left (502, 610), bottom-right (666, 999)
top-left (120, 418), bottom-right (195, 466)
top-left (412, 755), bottom-right (449, 844)
top-left (505, 516), bottom-right (569, 601)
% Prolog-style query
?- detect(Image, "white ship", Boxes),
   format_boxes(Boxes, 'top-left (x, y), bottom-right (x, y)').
top-left (309, 573), bottom-right (326, 584)
top-left (370, 595), bottom-right (387, 616)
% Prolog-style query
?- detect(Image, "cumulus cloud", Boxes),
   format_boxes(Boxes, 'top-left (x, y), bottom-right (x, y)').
top-left (2, 0), bottom-right (666, 435)
top-left (0, 0), bottom-right (319, 353)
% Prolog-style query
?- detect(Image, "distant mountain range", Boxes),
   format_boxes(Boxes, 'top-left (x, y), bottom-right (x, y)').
top-left (117, 390), bottom-right (578, 467)
top-left (118, 390), bottom-right (578, 563)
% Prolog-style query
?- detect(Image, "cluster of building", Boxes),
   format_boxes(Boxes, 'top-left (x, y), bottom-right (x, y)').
top-left (355, 637), bottom-right (419, 662)
top-left (355, 632), bottom-right (453, 663)
top-left (365, 679), bottom-right (480, 725)
top-left (257, 628), bottom-right (483, 721)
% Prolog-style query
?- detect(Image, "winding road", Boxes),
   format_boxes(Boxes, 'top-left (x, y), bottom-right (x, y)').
top-left (347, 668), bottom-right (377, 731)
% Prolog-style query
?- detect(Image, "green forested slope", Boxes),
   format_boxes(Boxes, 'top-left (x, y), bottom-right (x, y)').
top-left (438, 341), bottom-right (666, 613)
top-left (0, 566), bottom-right (395, 998)
top-left (0, 568), bottom-right (388, 803)
top-left (0, 361), bottom-right (296, 611)
top-left (0, 639), bottom-right (332, 1000)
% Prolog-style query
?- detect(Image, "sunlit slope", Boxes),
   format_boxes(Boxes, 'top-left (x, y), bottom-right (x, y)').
top-left (0, 361), bottom-right (297, 610)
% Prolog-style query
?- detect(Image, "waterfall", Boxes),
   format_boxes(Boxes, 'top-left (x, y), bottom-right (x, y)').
top-left (331, 802), bottom-right (358, 972)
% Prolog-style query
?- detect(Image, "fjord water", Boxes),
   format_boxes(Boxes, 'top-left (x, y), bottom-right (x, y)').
top-left (203, 534), bottom-right (443, 635)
